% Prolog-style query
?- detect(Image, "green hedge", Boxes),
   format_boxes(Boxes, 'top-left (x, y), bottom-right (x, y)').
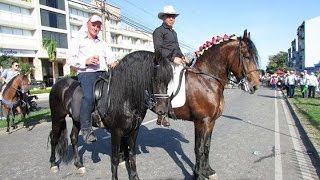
top-left (30, 87), bottom-right (51, 94)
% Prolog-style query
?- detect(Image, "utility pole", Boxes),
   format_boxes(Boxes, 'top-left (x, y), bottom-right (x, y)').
top-left (101, 0), bottom-right (106, 41)
top-left (93, 0), bottom-right (108, 41)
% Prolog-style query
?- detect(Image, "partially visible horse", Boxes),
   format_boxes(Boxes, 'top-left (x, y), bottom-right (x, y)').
top-left (166, 30), bottom-right (261, 179)
top-left (1, 73), bottom-right (30, 132)
top-left (49, 51), bottom-right (173, 179)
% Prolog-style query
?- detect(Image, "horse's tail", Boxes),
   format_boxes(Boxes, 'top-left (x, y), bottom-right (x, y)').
top-left (48, 123), bottom-right (69, 162)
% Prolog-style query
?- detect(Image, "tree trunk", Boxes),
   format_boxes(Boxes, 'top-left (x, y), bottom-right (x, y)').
top-left (52, 61), bottom-right (56, 85)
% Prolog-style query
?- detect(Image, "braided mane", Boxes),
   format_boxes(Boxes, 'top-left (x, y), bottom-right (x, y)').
top-left (195, 34), bottom-right (237, 58)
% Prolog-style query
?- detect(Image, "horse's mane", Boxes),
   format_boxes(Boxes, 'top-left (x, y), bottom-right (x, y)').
top-left (195, 34), bottom-right (259, 66)
top-left (3, 74), bottom-right (20, 93)
top-left (240, 36), bottom-right (260, 66)
top-left (109, 50), bottom-right (172, 113)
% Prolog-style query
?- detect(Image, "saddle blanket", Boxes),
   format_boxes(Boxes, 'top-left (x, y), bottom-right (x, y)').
top-left (167, 64), bottom-right (186, 108)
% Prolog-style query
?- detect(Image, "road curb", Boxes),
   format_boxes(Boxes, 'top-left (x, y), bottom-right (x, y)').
top-left (283, 93), bottom-right (320, 161)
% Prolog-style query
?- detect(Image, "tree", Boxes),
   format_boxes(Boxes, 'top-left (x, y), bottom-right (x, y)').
top-left (0, 55), bottom-right (18, 69)
top-left (0, 55), bottom-right (32, 79)
top-left (266, 51), bottom-right (288, 73)
top-left (42, 38), bottom-right (57, 85)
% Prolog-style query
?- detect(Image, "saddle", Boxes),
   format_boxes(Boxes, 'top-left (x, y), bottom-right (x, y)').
top-left (91, 72), bottom-right (112, 128)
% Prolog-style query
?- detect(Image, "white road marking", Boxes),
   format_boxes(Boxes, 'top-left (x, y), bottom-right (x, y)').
top-left (279, 92), bottom-right (312, 179)
top-left (275, 90), bottom-right (283, 180)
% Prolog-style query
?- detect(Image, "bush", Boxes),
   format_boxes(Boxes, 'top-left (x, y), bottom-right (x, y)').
top-left (30, 87), bottom-right (51, 94)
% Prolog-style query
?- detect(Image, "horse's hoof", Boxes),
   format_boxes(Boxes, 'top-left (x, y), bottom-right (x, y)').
top-left (50, 166), bottom-right (59, 173)
top-left (208, 173), bottom-right (218, 180)
top-left (77, 167), bottom-right (86, 174)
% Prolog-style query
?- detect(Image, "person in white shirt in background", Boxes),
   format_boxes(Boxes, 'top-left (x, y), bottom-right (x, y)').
top-left (298, 72), bottom-right (308, 98)
top-left (67, 14), bottom-right (118, 143)
top-left (306, 72), bottom-right (318, 98)
top-left (286, 71), bottom-right (297, 98)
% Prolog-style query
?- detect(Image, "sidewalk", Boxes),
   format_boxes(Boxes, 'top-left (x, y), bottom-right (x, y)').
top-left (282, 91), bottom-right (320, 162)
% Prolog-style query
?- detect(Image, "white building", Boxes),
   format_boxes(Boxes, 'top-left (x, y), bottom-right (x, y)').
top-left (0, 0), bottom-right (153, 86)
top-left (296, 16), bottom-right (320, 71)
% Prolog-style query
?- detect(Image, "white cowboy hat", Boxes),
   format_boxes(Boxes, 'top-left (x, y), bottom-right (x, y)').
top-left (158, 5), bottom-right (179, 19)
top-left (88, 14), bottom-right (102, 23)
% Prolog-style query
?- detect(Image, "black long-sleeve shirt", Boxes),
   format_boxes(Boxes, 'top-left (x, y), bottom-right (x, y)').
top-left (153, 23), bottom-right (184, 61)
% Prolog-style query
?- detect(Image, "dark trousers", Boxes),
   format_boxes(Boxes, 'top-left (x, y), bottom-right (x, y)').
top-left (78, 71), bottom-right (105, 129)
top-left (308, 86), bottom-right (316, 98)
top-left (288, 85), bottom-right (295, 98)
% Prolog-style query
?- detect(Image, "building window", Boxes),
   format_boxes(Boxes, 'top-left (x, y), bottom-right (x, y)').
top-left (0, 26), bottom-right (33, 36)
top-left (40, 0), bottom-right (65, 10)
top-left (110, 33), bottom-right (117, 44)
top-left (41, 9), bottom-right (66, 29)
top-left (122, 36), bottom-right (130, 40)
top-left (111, 47), bottom-right (119, 52)
top-left (69, 8), bottom-right (89, 18)
top-left (123, 49), bottom-right (131, 54)
top-left (0, 3), bottom-right (31, 15)
top-left (42, 30), bottom-right (68, 48)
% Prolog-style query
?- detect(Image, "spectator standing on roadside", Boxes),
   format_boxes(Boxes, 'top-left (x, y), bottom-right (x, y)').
top-left (270, 76), bottom-right (277, 90)
top-left (306, 72), bottom-right (318, 98)
top-left (286, 71), bottom-right (297, 98)
top-left (298, 72), bottom-right (308, 98)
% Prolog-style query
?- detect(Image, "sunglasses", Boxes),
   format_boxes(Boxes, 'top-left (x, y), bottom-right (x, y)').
top-left (15, 64), bottom-right (19, 67)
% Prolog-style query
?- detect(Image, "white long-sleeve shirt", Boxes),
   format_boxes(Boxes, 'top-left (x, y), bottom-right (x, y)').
top-left (67, 35), bottom-right (116, 74)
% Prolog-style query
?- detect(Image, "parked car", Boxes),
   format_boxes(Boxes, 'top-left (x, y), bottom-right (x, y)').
top-left (29, 79), bottom-right (46, 89)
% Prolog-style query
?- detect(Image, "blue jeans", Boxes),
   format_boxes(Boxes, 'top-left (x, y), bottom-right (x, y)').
top-left (288, 85), bottom-right (295, 97)
top-left (78, 72), bottom-right (104, 129)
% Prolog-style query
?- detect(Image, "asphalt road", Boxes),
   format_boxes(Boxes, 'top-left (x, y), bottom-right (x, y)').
top-left (0, 87), bottom-right (319, 180)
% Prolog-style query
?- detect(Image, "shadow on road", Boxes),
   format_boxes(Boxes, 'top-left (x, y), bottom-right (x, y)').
top-left (137, 125), bottom-right (194, 179)
top-left (66, 125), bottom-right (194, 179)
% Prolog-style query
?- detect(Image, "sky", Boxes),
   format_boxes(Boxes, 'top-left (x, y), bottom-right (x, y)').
top-left (107, 0), bottom-right (320, 69)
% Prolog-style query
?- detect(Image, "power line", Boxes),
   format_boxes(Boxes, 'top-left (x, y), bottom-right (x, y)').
top-left (107, 0), bottom-right (196, 52)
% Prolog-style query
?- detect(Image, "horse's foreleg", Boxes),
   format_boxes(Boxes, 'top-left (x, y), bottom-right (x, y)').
top-left (111, 130), bottom-right (122, 180)
top-left (16, 106), bottom-right (27, 128)
top-left (193, 120), bottom-right (217, 180)
top-left (6, 115), bottom-right (10, 132)
top-left (70, 121), bottom-right (85, 173)
top-left (126, 129), bottom-right (140, 180)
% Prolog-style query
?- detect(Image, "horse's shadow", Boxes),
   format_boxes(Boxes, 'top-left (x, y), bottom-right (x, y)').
top-left (137, 125), bottom-right (194, 178)
top-left (71, 125), bottom-right (194, 178)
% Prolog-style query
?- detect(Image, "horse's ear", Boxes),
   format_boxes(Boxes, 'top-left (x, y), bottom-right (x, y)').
top-left (243, 29), bottom-right (248, 39)
top-left (248, 32), bottom-right (251, 39)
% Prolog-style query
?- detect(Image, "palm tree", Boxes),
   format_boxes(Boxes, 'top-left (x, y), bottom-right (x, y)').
top-left (42, 38), bottom-right (57, 85)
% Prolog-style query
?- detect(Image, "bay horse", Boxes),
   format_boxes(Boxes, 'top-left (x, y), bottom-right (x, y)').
top-left (1, 73), bottom-right (30, 133)
top-left (166, 30), bottom-right (261, 179)
top-left (49, 51), bottom-right (173, 179)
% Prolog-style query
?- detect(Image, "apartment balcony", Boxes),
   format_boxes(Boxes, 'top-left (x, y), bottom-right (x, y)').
top-left (0, 12), bottom-right (36, 30)
top-left (1, 0), bottom-right (35, 9)
top-left (0, 34), bottom-right (38, 50)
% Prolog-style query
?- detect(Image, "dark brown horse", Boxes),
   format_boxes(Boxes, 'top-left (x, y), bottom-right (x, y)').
top-left (168, 30), bottom-right (260, 179)
top-left (1, 73), bottom-right (30, 133)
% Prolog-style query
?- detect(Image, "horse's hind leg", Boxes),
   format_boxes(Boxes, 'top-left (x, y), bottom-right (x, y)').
top-left (50, 118), bottom-right (68, 173)
top-left (70, 121), bottom-right (85, 173)
top-left (193, 121), bottom-right (217, 180)
top-left (126, 129), bottom-right (140, 180)
top-left (111, 130), bottom-right (123, 180)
